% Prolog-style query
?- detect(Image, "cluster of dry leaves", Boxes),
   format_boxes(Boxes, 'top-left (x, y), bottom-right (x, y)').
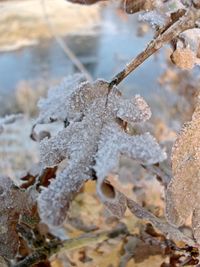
top-left (1, 0), bottom-right (200, 267)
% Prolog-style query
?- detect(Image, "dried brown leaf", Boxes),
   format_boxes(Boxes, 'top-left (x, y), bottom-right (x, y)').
top-left (0, 176), bottom-right (35, 259)
top-left (171, 48), bottom-right (196, 70)
top-left (123, 0), bottom-right (155, 14)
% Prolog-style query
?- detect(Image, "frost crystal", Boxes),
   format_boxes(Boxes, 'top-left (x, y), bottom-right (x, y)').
top-left (37, 76), bottom-right (166, 227)
top-left (166, 99), bottom-right (200, 243)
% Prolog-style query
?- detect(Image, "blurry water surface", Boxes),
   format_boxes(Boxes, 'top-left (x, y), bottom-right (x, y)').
top-left (0, 5), bottom-right (166, 114)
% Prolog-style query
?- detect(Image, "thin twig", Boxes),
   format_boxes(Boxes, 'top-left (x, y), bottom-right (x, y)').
top-left (12, 225), bottom-right (127, 267)
top-left (126, 198), bottom-right (195, 246)
top-left (141, 163), bottom-right (171, 188)
top-left (109, 6), bottom-right (200, 88)
top-left (41, 0), bottom-right (93, 82)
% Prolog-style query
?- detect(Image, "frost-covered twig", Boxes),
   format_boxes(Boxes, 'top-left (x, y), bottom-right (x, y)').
top-left (141, 163), bottom-right (171, 188)
top-left (12, 225), bottom-right (127, 267)
top-left (127, 198), bottom-right (195, 246)
top-left (109, 5), bottom-right (200, 87)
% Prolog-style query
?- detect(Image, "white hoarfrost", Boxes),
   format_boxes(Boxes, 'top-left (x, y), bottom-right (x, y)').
top-left (36, 75), bottom-right (166, 227)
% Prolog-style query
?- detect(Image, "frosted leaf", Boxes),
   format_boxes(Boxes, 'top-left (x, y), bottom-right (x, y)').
top-left (37, 77), bottom-right (166, 227)
top-left (94, 122), bottom-right (166, 197)
top-left (116, 95), bottom-right (151, 124)
top-left (37, 74), bottom-right (85, 124)
top-left (0, 176), bottom-right (34, 259)
top-left (40, 130), bottom-right (69, 167)
top-left (38, 164), bottom-right (88, 226)
top-left (166, 101), bottom-right (200, 243)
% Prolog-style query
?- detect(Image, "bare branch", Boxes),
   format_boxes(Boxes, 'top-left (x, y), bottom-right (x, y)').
top-left (109, 6), bottom-right (200, 87)
top-left (127, 198), bottom-right (195, 246)
top-left (12, 225), bottom-right (127, 267)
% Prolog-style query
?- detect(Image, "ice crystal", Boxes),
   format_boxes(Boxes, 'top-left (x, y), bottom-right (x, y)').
top-left (166, 99), bottom-right (200, 243)
top-left (171, 28), bottom-right (200, 69)
top-left (37, 76), bottom-right (166, 227)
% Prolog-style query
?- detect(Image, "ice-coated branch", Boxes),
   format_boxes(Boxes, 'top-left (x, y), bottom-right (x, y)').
top-left (126, 198), bottom-right (195, 246)
top-left (109, 5), bottom-right (200, 87)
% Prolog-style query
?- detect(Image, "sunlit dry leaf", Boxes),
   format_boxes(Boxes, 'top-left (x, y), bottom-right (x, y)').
top-left (37, 76), bottom-right (166, 227)
top-left (171, 48), bottom-right (197, 70)
top-left (166, 100), bottom-right (200, 243)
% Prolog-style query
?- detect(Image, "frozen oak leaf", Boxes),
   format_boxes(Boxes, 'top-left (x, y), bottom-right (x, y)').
top-left (166, 100), bottom-right (200, 243)
top-left (37, 74), bottom-right (85, 124)
top-left (37, 76), bottom-right (166, 227)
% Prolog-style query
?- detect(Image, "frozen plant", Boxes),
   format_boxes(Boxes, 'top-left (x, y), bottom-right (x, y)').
top-left (1, 1), bottom-right (200, 266)
top-left (37, 75), bottom-right (166, 226)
